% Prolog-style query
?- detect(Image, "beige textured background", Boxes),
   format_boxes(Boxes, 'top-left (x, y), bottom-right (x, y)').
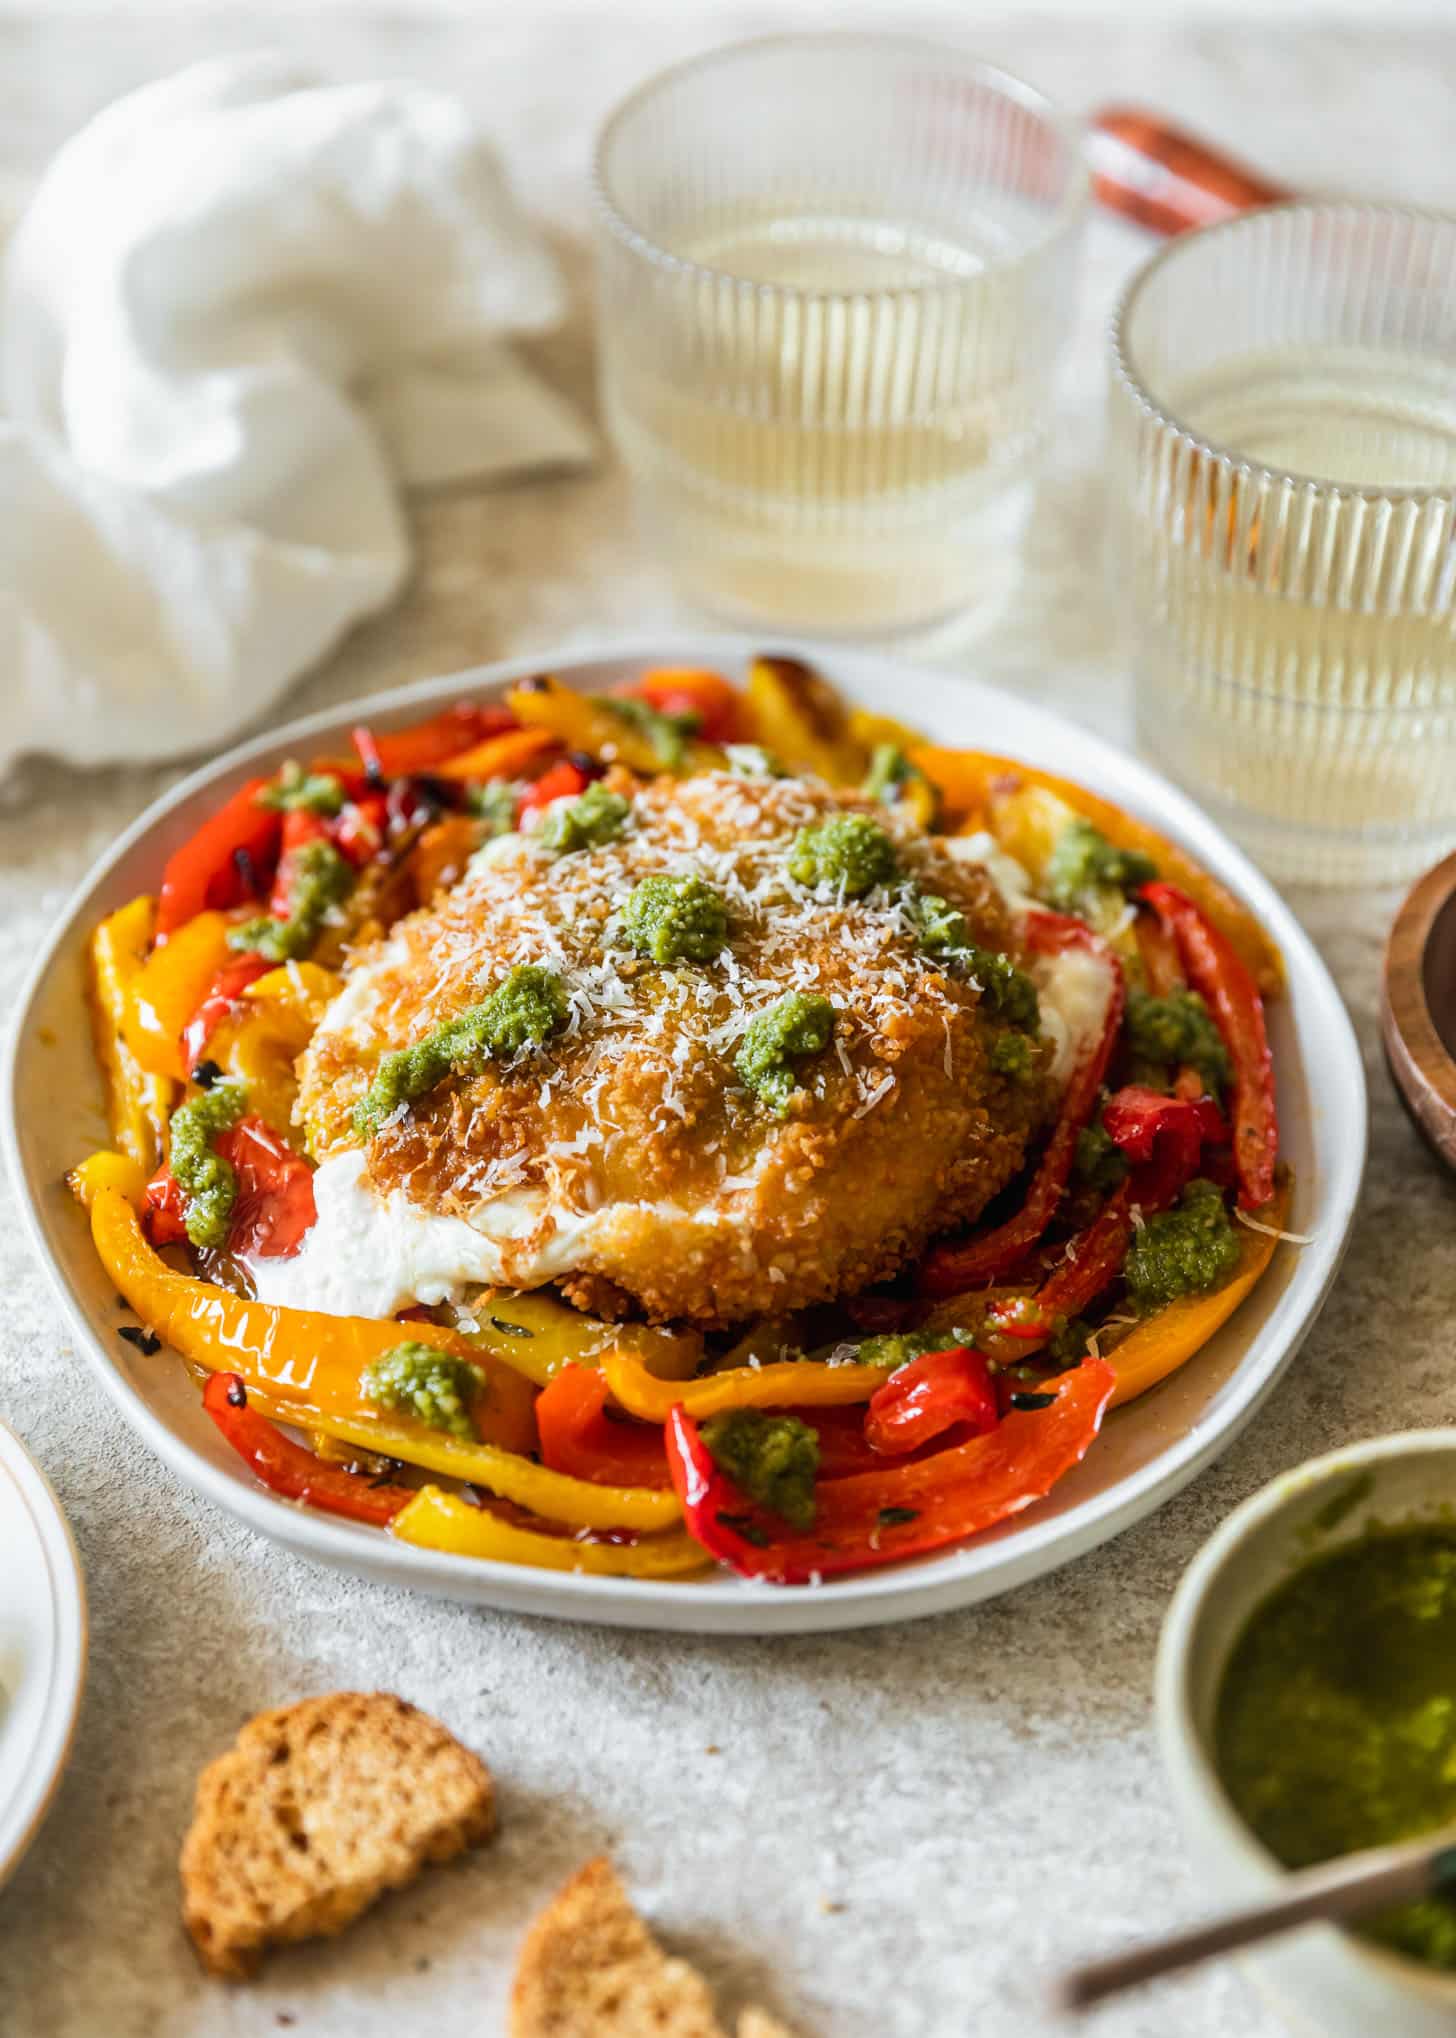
top-left (2, 10), bottom-right (1455, 2036)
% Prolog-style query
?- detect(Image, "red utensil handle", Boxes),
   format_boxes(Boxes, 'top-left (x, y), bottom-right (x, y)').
top-left (1089, 106), bottom-right (1292, 235)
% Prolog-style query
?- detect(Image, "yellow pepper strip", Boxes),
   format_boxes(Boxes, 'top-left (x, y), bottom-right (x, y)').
top-left (69, 1149), bottom-right (149, 1209)
top-left (247, 1390), bottom-right (679, 1533)
top-left (242, 961), bottom-right (342, 1022)
top-left (86, 897), bottom-right (175, 1170)
top-left (506, 678), bottom-right (725, 777)
top-left (458, 1290), bottom-right (702, 1387)
top-left (745, 655), bottom-right (866, 784)
top-left (1105, 1177), bottom-right (1293, 1409)
top-left (602, 1348), bottom-right (893, 1423)
top-left (86, 1186), bottom-right (538, 1453)
top-left (846, 705), bottom-right (925, 755)
top-left (207, 961), bottom-right (342, 1135)
top-left (392, 1486), bottom-right (709, 1577)
top-left (911, 744), bottom-right (1284, 997)
top-left (430, 726), bottom-right (558, 782)
top-left (121, 907), bottom-right (237, 1081)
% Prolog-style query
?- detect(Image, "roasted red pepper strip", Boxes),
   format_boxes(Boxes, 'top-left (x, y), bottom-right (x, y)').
top-left (515, 757), bottom-right (591, 826)
top-left (203, 1372), bottom-right (412, 1525)
top-left (352, 703), bottom-right (518, 781)
top-left (267, 808), bottom-right (331, 915)
top-left (179, 956), bottom-right (270, 1075)
top-left (864, 1347), bottom-right (998, 1456)
top-left (536, 1365), bottom-right (672, 1489)
top-left (142, 1163), bottom-right (189, 1247)
top-left (155, 778), bottom-right (281, 940)
top-left (615, 668), bottom-right (748, 744)
top-left (919, 917), bottom-right (1126, 1295)
top-left (333, 794), bottom-right (388, 868)
top-left (665, 1361), bottom-right (1115, 1583)
top-left (985, 1185), bottom-right (1134, 1343)
top-left (1102, 1083), bottom-right (1227, 1210)
top-left (1140, 883), bottom-right (1277, 1209)
top-left (216, 1116), bottom-right (317, 1259)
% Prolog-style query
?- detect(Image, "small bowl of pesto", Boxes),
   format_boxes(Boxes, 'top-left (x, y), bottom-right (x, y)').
top-left (1158, 1431), bottom-right (1456, 2037)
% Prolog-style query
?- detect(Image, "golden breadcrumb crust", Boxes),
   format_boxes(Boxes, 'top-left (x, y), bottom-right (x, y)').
top-left (299, 772), bottom-right (1046, 1326)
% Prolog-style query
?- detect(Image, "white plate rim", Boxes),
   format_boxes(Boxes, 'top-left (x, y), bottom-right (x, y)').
top-left (1, 633), bottom-right (1367, 1634)
top-left (0, 1420), bottom-right (87, 1890)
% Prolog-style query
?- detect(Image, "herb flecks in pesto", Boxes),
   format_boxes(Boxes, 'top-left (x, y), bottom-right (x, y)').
top-left (735, 992), bottom-right (836, 1116)
top-left (1075, 1117), bottom-right (1130, 1193)
top-left (361, 1342), bottom-right (486, 1441)
top-left (466, 780), bottom-right (519, 834)
top-left (852, 1328), bottom-right (970, 1371)
top-left (169, 1079), bottom-right (247, 1249)
top-left (608, 696), bottom-right (700, 768)
top-left (229, 840), bottom-right (354, 963)
top-left (1124, 1177), bottom-right (1240, 1310)
top-left (990, 1033), bottom-right (1035, 1082)
top-left (538, 782), bottom-right (631, 854)
top-left (788, 814), bottom-right (898, 898)
top-left (256, 761), bottom-right (346, 816)
top-left (1126, 987), bottom-right (1231, 1097)
top-left (907, 890), bottom-right (1041, 1033)
top-left (620, 873), bottom-right (727, 966)
top-left (1044, 817), bottom-right (1156, 915)
top-left (861, 744), bottom-right (939, 825)
top-left (1217, 1524), bottom-right (1456, 1970)
top-left (352, 964), bottom-right (568, 1137)
top-left (702, 1409), bottom-right (819, 1530)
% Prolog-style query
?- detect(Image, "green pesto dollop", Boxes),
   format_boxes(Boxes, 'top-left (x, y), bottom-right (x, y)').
top-left (620, 873), bottom-right (727, 966)
top-left (466, 779), bottom-right (519, 833)
top-left (608, 696), bottom-right (700, 767)
top-left (1074, 1116), bottom-right (1130, 1193)
top-left (852, 1328), bottom-right (970, 1370)
top-left (734, 991), bottom-right (836, 1116)
top-left (702, 1409), bottom-right (819, 1530)
top-left (1217, 1525), bottom-right (1456, 1970)
top-left (360, 1341), bottom-right (486, 1441)
top-left (1047, 1316), bottom-right (1094, 1367)
top-left (229, 839), bottom-right (355, 963)
top-left (788, 814), bottom-right (898, 898)
top-left (724, 743), bottom-right (785, 779)
top-left (1044, 817), bottom-right (1157, 915)
top-left (538, 782), bottom-right (631, 854)
top-left (256, 760), bottom-right (346, 816)
top-left (1126, 987), bottom-right (1232, 1097)
top-left (1123, 1177), bottom-right (1240, 1310)
top-left (907, 892), bottom-right (1041, 1033)
top-left (352, 963), bottom-right (568, 1137)
top-left (861, 743), bottom-right (939, 824)
top-left (990, 1032), bottom-right (1035, 1082)
top-left (169, 1079), bottom-right (247, 1249)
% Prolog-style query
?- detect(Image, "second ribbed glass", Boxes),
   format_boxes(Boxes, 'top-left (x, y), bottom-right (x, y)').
top-left (1110, 203), bottom-right (1456, 884)
top-left (592, 36), bottom-right (1086, 637)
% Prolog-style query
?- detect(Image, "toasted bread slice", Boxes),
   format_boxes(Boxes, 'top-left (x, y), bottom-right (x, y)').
top-left (180, 1690), bottom-right (493, 1977)
top-left (510, 1855), bottom-right (792, 2038)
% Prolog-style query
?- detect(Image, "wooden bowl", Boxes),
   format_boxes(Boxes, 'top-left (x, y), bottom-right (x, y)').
top-left (1382, 849), bottom-right (1456, 1170)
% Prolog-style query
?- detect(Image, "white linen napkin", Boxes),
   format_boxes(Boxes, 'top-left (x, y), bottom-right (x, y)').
top-left (0, 53), bottom-right (595, 779)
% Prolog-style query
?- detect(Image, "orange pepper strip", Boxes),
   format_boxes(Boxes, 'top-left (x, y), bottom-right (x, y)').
top-left (1105, 1177), bottom-right (1293, 1409)
top-left (121, 908), bottom-right (237, 1081)
top-left (391, 1486), bottom-right (709, 1577)
top-left (429, 726), bottom-right (559, 782)
top-left (910, 745), bottom-right (1284, 997)
top-left (601, 1349), bottom-right (893, 1423)
top-left (88, 1187), bottom-right (537, 1453)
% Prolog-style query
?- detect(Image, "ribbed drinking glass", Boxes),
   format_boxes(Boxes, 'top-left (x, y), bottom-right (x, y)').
top-left (592, 35), bottom-right (1086, 638)
top-left (1110, 203), bottom-right (1456, 885)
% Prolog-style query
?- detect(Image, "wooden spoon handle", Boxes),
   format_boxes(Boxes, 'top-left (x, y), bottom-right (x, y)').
top-left (1089, 106), bottom-right (1292, 235)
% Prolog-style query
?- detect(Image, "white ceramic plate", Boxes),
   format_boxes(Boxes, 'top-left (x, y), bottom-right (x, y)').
top-left (0, 1421), bottom-right (86, 1888)
top-left (2, 636), bottom-right (1366, 1634)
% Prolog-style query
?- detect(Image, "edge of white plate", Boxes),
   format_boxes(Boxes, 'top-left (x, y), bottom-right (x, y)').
top-left (1, 634), bottom-right (1367, 1633)
top-left (0, 1422), bottom-right (87, 1889)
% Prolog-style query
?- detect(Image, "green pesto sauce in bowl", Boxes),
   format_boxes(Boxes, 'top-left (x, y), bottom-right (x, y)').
top-left (1216, 1524), bottom-right (1456, 1970)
